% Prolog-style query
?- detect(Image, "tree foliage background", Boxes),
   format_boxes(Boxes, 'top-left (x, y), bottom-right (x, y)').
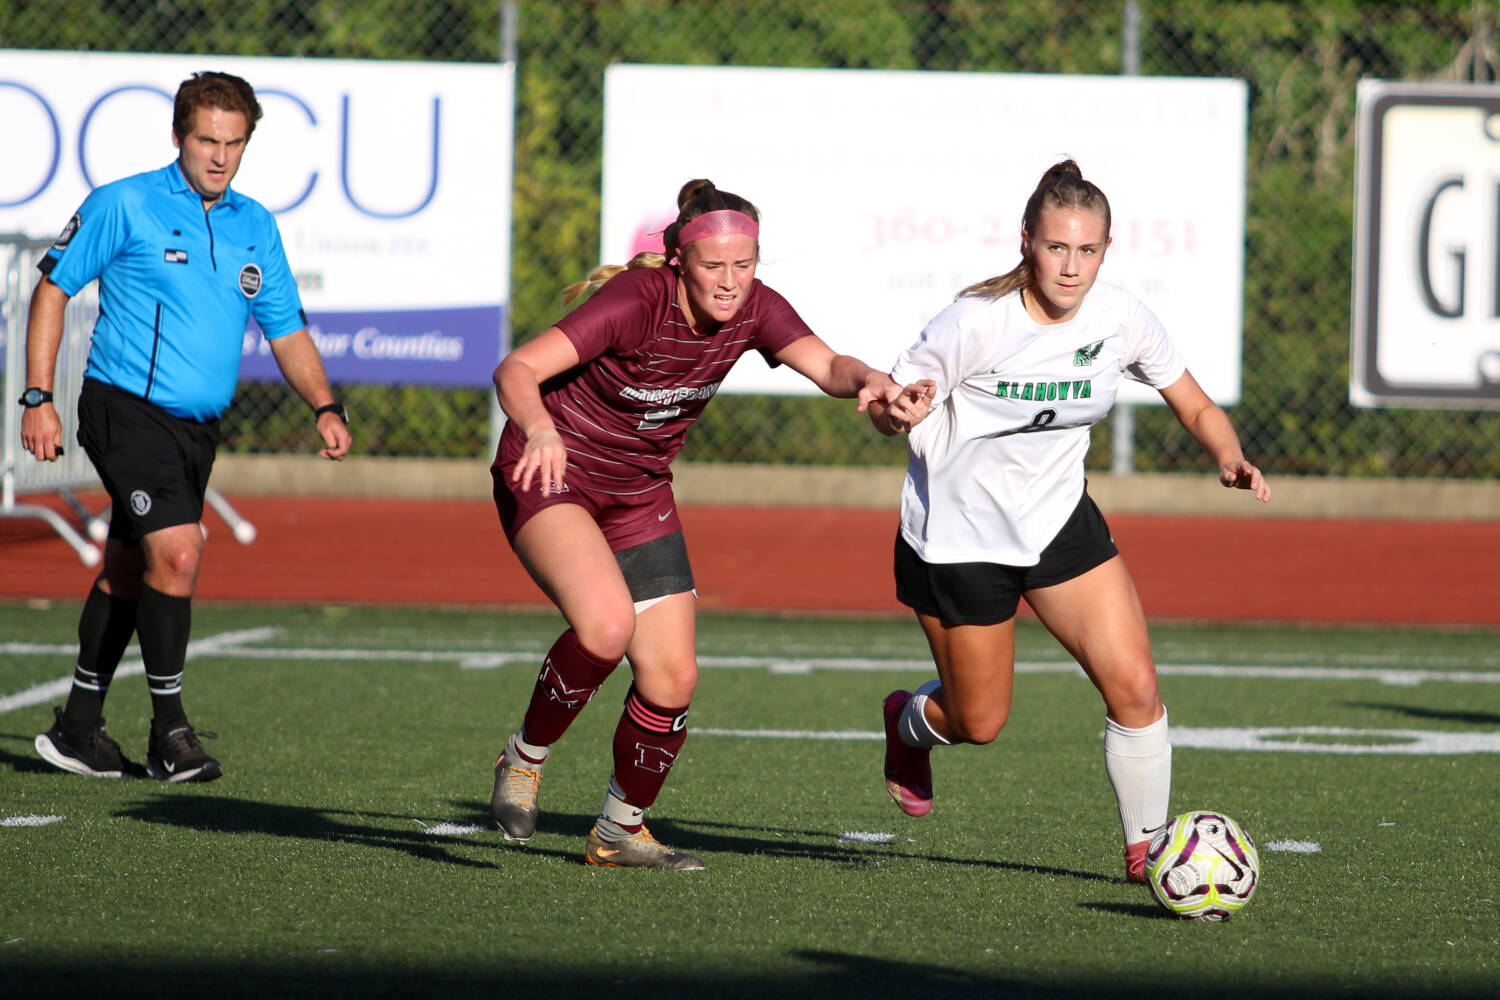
top-left (5, 0), bottom-right (1500, 477)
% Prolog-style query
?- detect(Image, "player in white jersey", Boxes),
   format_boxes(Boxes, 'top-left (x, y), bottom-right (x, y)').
top-left (866, 160), bottom-right (1271, 883)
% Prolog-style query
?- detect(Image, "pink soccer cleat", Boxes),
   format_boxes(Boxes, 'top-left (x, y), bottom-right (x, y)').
top-left (882, 690), bottom-right (933, 817)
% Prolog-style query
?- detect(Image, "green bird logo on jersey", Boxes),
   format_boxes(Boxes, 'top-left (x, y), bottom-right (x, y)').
top-left (1073, 340), bottom-right (1105, 366)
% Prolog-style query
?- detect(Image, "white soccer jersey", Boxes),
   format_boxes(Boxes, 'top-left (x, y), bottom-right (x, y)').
top-left (891, 280), bottom-right (1186, 566)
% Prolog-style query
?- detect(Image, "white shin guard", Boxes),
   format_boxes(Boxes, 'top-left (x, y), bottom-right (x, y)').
top-left (899, 678), bottom-right (954, 747)
top-left (1103, 708), bottom-right (1172, 845)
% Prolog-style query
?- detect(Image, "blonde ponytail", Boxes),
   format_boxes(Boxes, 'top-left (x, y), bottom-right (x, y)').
top-left (561, 251), bottom-right (669, 306)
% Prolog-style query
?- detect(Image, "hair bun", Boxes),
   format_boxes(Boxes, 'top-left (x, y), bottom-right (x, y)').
top-left (677, 178), bottom-right (716, 209)
top-left (1045, 159), bottom-right (1083, 181)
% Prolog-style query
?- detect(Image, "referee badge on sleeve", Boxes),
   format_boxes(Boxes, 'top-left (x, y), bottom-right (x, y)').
top-left (53, 213), bottom-right (81, 250)
top-left (238, 263), bottom-right (263, 298)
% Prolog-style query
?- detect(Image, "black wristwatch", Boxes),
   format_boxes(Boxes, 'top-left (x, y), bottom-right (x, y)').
top-left (18, 388), bottom-right (54, 408)
top-left (314, 402), bottom-right (348, 423)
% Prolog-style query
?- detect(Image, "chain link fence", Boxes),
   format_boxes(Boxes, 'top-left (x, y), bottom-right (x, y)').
top-left (5, 1), bottom-right (1500, 477)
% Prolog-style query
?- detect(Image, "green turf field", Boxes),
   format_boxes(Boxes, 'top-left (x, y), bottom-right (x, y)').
top-left (2, 600), bottom-right (1497, 998)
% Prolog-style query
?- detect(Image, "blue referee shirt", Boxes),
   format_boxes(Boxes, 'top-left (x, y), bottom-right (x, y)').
top-left (42, 162), bottom-right (306, 421)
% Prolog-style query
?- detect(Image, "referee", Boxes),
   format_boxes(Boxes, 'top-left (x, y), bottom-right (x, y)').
top-left (19, 71), bottom-right (352, 782)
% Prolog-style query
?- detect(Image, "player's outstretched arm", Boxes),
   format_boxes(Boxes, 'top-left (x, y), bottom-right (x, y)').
top-left (1159, 370), bottom-right (1271, 503)
top-left (771, 334), bottom-right (905, 410)
top-left (868, 379), bottom-right (936, 436)
top-left (268, 329), bottom-right (352, 460)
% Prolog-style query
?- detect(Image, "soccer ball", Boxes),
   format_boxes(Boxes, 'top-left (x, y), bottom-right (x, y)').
top-left (1144, 811), bottom-right (1259, 921)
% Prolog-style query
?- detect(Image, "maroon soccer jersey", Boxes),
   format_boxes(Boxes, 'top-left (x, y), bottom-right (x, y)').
top-left (529, 265), bottom-right (813, 491)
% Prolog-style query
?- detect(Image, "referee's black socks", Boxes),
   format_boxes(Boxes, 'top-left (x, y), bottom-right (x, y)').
top-left (60, 583), bottom-right (139, 732)
top-left (137, 584), bottom-right (192, 733)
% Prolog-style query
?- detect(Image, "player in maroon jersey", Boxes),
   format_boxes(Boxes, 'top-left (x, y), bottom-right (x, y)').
top-left (487, 178), bottom-right (933, 868)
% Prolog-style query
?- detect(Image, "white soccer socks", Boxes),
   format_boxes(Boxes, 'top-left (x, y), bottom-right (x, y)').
top-left (1103, 708), bottom-right (1171, 845)
top-left (596, 775), bottom-right (646, 842)
top-left (508, 730), bottom-right (549, 768)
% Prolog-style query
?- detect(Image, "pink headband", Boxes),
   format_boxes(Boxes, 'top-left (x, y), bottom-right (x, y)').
top-left (677, 209), bottom-right (759, 246)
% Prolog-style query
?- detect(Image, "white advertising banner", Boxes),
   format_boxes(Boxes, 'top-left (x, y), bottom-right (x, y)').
top-left (1351, 80), bottom-right (1500, 408)
top-left (0, 50), bottom-right (512, 386)
top-left (602, 64), bottom-right (1246, 402)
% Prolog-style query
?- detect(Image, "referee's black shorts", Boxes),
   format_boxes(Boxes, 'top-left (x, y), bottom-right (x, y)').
top-left (77, 378), bottom-right (220, 543)
top-left (894, 490), bottom-right (1119, 626)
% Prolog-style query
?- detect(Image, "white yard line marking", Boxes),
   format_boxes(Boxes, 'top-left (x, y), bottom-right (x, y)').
top-left (697, 726), bottom-right (881, 741)
top-left (0, 627), bottom-right (277, 716)
top-left (1171, 725), bottom-right (1500, 755)
top-left (2, 814), bottom-right (65, 827)
top-left (694, 725), bottom-right (1500, 755)
top-left (4, 630), bottom-right (1498, 760)
top-left (9, 640), bottom-right (1497, 686)
top-left (838, 832), bottom-right (896, 844)
top-left (415, 821), bottom-right (486, 837)
top-left (1265, 840), bottom-right (1322, 853)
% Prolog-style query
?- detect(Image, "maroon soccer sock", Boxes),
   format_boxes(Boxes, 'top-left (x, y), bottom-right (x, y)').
top-left (609, 684), bottom-right (689, 810)
top-left (518, 630), bottom-right (620, 746)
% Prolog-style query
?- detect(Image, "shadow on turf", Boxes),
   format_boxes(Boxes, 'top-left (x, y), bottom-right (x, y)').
top-left (0, 730), bottom-right (65, 775)
top-left (114, 794), bottom-right (527, 869)
top-left (1344, 701), bottom-right (1500, 726)
top-left (446, 801), bottom-right (900, 867)
top-left (1079, 900), bottom-right (1173, 919)
top-left (453, 800), bottom-right (1121, 880)
top-left (652, 815), bottom-right (1117, 882)
top-left (1, 951), bottom-right (1485, 1000)
top-left (107, 791), bottom-right (1120, 882)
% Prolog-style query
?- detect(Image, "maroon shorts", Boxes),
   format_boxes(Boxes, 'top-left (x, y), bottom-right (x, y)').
top-left (491, 425), bottom-right (683, 553)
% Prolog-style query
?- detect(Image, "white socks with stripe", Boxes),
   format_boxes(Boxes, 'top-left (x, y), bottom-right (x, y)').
top-left (898, 678), bottom-right (955, 747)
top-left (1103, 708), bottom-right (1171, 845)
top-left (509, 731), bottom-right (549, 768)
top-left (597, 775), bottom-right (645, 842)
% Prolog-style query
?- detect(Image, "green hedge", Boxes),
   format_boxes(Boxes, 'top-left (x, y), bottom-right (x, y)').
top-left (11, 1), bottom-right (1500, 475)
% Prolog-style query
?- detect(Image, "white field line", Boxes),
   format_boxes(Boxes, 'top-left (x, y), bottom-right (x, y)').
top-left (1156, 647), bottom-right (1500, 670)
top-left (697, 727), bottom-right (883, 741)
top-left (1265, 840), bottom-right (1322, 853)
top-left (694, 724), bottom-right (1500, 755)
top-left (0, 627), bottom-right (277, 716)
top-left (8, 638), bottom-right (1497, 687)
top-left (2, 814), bottom-right (66, 827)
top-left (4, 627), bottom-right (1499, 750)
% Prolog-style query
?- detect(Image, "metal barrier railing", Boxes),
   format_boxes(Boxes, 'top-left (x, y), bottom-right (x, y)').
top-left (3, 235), bottom-right (104, 565)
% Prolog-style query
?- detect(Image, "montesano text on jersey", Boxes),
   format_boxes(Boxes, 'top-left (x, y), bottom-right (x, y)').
top-left (545, 266), bottom-right (813, 484)
top-left (41, 162), bottom-right (306, 421)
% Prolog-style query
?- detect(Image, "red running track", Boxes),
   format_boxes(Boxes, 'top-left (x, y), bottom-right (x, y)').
top-left (1, 493), bottom-right (1497, 626)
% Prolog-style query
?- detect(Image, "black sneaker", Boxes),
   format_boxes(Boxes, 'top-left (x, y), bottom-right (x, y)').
top-left (34, 706), bottom-right (143, 779)
top-left (146, 721), bottom-right (222, 783)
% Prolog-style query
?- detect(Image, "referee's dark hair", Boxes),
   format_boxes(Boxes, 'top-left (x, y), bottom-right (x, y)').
top-left (173, 71), bottom-right (264, 141)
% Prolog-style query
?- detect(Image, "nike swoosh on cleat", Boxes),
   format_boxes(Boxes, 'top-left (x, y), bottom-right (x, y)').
top-left (164, 761), bottom-right (177, 773)
top-left (594, 847), bottom-right (620, 857)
